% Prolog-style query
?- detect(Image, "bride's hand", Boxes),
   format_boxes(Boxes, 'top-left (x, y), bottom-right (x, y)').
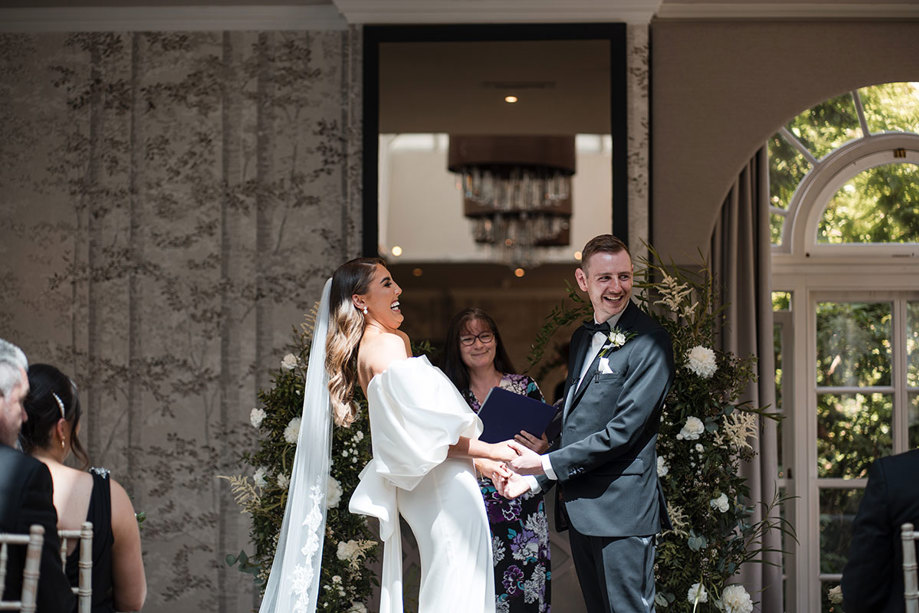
top-left (490, 441), bottom-right (519, 463)
top-left (475, 459), bottom-right (511, 481)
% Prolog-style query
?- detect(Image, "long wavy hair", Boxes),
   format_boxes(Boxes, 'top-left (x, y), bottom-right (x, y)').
top-left (20, 363), bottom-right (90, 469)
top-left (442, 308), bottom-right (516, 395)
top-left (326, 257), bottom-right (385, 426)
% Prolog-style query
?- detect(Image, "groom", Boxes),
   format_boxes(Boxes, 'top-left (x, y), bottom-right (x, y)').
top-left (509, 234), bottom-right (674, 612)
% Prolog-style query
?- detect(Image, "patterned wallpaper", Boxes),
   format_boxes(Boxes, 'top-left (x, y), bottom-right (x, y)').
top-left (0, 29), bottom-right (362, 612)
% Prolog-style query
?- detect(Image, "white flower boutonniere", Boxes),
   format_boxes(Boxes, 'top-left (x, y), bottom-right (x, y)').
top-left (599, 327), bottom-right (636, 358)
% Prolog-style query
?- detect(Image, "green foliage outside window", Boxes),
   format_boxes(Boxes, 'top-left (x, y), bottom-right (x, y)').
top-left (768, 81), bottom-right (919, 245)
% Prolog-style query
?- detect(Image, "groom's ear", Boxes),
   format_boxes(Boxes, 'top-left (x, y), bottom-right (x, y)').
top-left (574, 267), bottom-right (589, 292)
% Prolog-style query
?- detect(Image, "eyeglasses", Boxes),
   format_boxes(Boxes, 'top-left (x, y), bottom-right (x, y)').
top-left (459, 332), bottom-right (495, 346)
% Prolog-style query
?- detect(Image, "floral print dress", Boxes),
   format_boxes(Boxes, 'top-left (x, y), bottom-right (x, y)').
top-left (463, 373), bottom-right (551, 613)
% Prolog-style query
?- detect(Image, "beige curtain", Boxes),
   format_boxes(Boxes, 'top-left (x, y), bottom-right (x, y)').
top-left (710, 147), bottom-right (783, 613)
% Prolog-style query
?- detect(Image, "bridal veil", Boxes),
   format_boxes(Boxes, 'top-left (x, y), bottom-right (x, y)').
top-left (259, 278), bottom-right (332, 613)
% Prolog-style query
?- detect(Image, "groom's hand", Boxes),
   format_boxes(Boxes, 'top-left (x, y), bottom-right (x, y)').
top-left (507, 440), bottom-right (545, 476)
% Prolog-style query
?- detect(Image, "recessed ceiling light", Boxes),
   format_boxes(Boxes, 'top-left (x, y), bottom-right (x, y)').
top-left (514, 267), bottom-right (526, 278)
top-left (504, 95), bottom-right (518, 104)
top-left (412, 267), bottom-right (423, 277)
top-left (574, 251), bottom-right (582, 261)
top-left (391, 246), bottom-right (403, 257)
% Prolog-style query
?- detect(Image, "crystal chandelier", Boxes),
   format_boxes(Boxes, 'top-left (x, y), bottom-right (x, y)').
top-left (448, 135), bottom-right (575, 268)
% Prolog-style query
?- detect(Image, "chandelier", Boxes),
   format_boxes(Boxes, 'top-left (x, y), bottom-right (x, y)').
top-left (448, 135), bottom-right (575, 268)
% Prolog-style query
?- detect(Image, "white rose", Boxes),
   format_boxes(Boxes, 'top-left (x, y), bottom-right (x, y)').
top-left (253, 467), bottom-right (268, 489)
top-left (710, 493), bottom-right (730, 513)
top-left (348, 603), bottom-right (368, 613)
top-left (687, 582), bottom-right (708, 604)
top-left (657, 456), bottom-right (669, 478)
top-left (677, 416), bottom-right (705, 441)
top-left (827, 585), bottom-right (843, 604)
top-left (721, 584), bottom-right (753, 613)
top-left (327, 476), bottom-right (342, 509)
top-left (277, 473), bottom-right (290, 489)
top-left (686, 345), bottom-right (718, 378)
top-left (281, 353), bottom-right (298, 370)
top-left (283, 417), bottom-right (301, 444)
top-left (249, 407), bottom-right (266, 428)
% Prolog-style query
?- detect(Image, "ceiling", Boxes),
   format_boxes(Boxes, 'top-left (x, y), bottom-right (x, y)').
top-left (1, 0), bottom-right (916, 18)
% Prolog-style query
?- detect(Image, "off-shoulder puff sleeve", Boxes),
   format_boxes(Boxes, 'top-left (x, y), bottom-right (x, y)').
top-left (362, 356), bottom-right (482, 491)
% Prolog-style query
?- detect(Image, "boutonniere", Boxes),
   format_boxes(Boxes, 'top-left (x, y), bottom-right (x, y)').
top-left (599, 327), bottom-right (636, 357)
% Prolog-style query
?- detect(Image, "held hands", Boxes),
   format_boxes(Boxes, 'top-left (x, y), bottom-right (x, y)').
top-left (493, 470), bottom-right (533, 500)
top-left (507, 440), bottom-right (545, 476)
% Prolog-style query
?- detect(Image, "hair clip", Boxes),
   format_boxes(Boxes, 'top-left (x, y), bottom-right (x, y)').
top-left (52, 392), bottom-right (65, 419)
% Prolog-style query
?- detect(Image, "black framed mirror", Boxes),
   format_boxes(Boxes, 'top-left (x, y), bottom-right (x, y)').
top-left (362, 23), bottom-right (628, 259)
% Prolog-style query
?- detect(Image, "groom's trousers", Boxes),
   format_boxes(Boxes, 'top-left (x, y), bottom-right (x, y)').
top-left (568, 526), bottom-right (656, 613)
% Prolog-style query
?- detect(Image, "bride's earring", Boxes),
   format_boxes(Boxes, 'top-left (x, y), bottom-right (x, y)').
top-left (363, 306), bottom-right (368, 315)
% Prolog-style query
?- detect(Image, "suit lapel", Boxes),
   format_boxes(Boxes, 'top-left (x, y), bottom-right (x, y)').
top-left (562, 328), bottom-right (591, 419)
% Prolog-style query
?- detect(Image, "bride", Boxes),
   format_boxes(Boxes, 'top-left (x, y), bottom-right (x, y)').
top-left (259, 258), bottom-right (519, 613)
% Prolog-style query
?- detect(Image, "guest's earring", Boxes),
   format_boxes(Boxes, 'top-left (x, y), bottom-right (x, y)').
top-left (61, 439), bottom-right (65, 449)
top-left (363, 307), bottom-right (368, 315)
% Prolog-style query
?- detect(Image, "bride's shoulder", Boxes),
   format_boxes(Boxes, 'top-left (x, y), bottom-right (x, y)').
top-left (360, 329), bottom-right (411, 377)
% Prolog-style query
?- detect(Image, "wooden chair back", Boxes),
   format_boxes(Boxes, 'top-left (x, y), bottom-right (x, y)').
top-left (904, 522), bottom-right (919, 613)
top-left (0, 524), bottom-right (44, 612)
top-left (58, 522), bottom-right (93, 613)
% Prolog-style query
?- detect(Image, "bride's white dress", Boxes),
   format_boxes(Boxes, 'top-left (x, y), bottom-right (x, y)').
top-left (350, 356), bottom-right (496, 613)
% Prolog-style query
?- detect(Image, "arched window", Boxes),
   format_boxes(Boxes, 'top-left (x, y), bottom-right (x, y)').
top-left (769, 82), bottom-right (919, 613)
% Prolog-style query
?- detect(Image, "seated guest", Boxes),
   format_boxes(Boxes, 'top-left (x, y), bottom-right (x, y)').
top-left (21, 364), bottom-right (146, 613)
top-left (842, 449), bottom-right (919, 613)
top-left (442, 308), bottom-right (551, 612)
top-left (0, 339), bottom-right (76, 613)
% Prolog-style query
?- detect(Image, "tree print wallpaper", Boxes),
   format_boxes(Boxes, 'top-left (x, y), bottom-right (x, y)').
top-left (0, 28), bottom-right (362, 612)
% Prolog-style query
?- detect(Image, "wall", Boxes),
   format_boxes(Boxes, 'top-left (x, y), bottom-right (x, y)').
top-left (651, 19), bottom-right (919, 264)
top-left (0, 29), bottom-right (362, 612)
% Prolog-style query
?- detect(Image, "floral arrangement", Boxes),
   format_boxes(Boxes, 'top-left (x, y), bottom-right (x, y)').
top-left (528, 248), bottom-right (791, 612)
top-left (223, 304), bottom-right (378, 612)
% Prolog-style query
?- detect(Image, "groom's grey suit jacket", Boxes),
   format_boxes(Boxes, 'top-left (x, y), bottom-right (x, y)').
top-left (542, 299), bottom-right (674, 538)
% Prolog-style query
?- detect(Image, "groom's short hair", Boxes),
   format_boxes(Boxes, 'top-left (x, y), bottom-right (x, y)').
top-left (580, 234), bottom-right (629, 270)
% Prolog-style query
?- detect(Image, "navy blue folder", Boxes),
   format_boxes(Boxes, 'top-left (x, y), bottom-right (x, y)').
top-left (476, 386), bottom-right (559, 444)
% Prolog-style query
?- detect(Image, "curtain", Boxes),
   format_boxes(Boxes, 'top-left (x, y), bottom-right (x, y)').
top-left (710, 147), bottom-right (783, 612)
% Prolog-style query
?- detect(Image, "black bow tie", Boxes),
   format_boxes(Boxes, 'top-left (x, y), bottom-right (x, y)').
top-left (582, 320), bottom-right (611, 334)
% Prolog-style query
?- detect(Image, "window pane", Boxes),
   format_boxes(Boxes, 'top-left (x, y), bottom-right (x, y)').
top-left (857, 82), bottom-right (919, 135)
top-left (816, 302), bottom-right (891, 387)
top-left (820, 488), bottom-right (863, 574)
top-left (768, 134), bottom-right (811, 245)
top-left (773, 291), bottom-right (791, 311)
top-left (818, 392), bottom-right (892, 478)
top-left (787, 93), bottom-right (861, 160)
top-left (819, 163), bottom-right (919, 244)
top-left (774, 322), bottom-right (784, 470)
top-left (911, 392), bottom-right (919, 450)
top-left (909, 301), bottom-right (919, 388)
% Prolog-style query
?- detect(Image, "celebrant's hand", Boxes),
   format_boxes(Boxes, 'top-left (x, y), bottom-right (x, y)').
top-left (494, 470), bottom-right (533, 500)
top-left (507, 440), bottom-right (545, 476)
top-left (514, 430), bottom-right (549, 454)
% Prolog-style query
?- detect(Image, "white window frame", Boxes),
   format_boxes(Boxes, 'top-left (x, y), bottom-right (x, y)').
top-left (770, 84), bottom-right (919, 611)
